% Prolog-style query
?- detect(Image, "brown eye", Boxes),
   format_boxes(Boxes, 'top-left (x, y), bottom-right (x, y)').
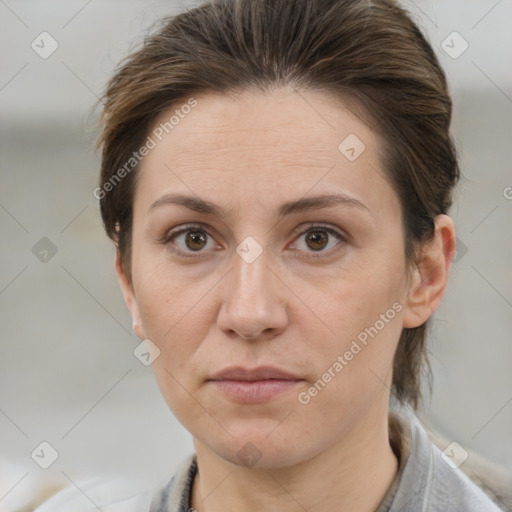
top-left (185, 230), bottom-right (208, 251)
top-left (162, 225), bottom-right (217, 258)
top-left (291, 225), bottom-right (345, 257)
top-left (305, 230), bottom-right (329, 251)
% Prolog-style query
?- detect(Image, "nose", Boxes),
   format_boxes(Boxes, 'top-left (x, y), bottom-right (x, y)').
top-left (216, 246), bottom-right (289, 341)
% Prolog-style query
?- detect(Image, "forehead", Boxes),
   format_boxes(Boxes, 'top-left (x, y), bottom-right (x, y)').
top-left (135, 87), bottom-right (394, 213)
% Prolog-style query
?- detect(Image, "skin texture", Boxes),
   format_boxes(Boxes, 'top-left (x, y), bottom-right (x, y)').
top-left (116, 86), bottom-right (456, 512)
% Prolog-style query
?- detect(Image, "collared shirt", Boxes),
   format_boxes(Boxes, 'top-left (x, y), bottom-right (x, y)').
top-left (35, 411), bottom-right (504, 511)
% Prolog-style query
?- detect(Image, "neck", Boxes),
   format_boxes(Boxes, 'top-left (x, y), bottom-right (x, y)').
top-left (190, 401), bottom-right (399, 512)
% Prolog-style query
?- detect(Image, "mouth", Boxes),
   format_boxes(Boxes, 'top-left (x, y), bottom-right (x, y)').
top-left (207, 366), bottom-right (305, 404)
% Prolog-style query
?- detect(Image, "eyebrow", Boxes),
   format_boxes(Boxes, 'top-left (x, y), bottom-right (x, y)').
top-left (148, 192), bottom-right (370, 219)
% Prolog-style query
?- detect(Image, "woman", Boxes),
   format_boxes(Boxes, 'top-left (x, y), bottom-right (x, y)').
top-left (36, 0), bottom-right (505, 510)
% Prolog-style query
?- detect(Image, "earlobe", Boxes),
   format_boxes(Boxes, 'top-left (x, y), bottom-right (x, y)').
top-left (114, 250), bottom-right (146, 340)
top-left (402, 214), bottom-right (456, 329)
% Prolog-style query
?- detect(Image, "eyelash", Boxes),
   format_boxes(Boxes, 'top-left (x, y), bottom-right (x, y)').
top-left (160, 223), bottom-right (347, 260)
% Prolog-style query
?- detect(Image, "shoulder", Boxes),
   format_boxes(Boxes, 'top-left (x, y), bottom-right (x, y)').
top-left (32, 477), bottom-right (153, 512)
top-left (33, 454), bottom-right (198, 512)
top-left (428, 452), bottom-right (505, 511)
top-left (391, 411), bottom-right (506, 511)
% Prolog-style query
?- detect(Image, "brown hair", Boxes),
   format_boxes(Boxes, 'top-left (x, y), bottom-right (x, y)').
top-left (96, 0), bottom-right (460, 408)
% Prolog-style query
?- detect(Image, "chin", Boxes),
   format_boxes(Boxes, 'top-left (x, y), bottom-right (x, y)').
top-left (218, 441), bottom-right (311, 470)
top-left (196, 420), bottom-right (318, 470)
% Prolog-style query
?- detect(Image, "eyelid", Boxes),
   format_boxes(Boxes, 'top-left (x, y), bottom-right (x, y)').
top-left (291, 222), bottom-right (347, 239)
top-left (160, 223), bottom-right (211, 242)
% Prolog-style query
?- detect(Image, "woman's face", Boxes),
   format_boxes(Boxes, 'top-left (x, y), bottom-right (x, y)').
top-left (120, 87), bottom-right (419, 468)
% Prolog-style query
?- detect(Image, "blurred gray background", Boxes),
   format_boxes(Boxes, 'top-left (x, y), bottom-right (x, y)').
top-left (0, 0), bottom-right (511, 509)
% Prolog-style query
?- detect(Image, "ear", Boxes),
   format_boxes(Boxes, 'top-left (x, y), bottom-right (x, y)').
top-left (403, 214), bottom-right (457, 328)
top-left (115, 250), bottom-right (146, 340)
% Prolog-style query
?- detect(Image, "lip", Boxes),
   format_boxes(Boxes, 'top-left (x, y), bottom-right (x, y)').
top-left (209, 366), bottom-right (302, 381)
top-left (208, 366), bottom-right (305, 404)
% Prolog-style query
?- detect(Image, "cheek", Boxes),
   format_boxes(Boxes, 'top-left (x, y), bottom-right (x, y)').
top-left (303, 248), bottom-right (407, 394)
top-left (309, 288), bottom-right (402, 378)
top-left (296, 299), bottom-right (403, 440)
top-left (134, 267), bottom-right (214, 423)
top-left (132, 257), bottom-right (210, 370)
